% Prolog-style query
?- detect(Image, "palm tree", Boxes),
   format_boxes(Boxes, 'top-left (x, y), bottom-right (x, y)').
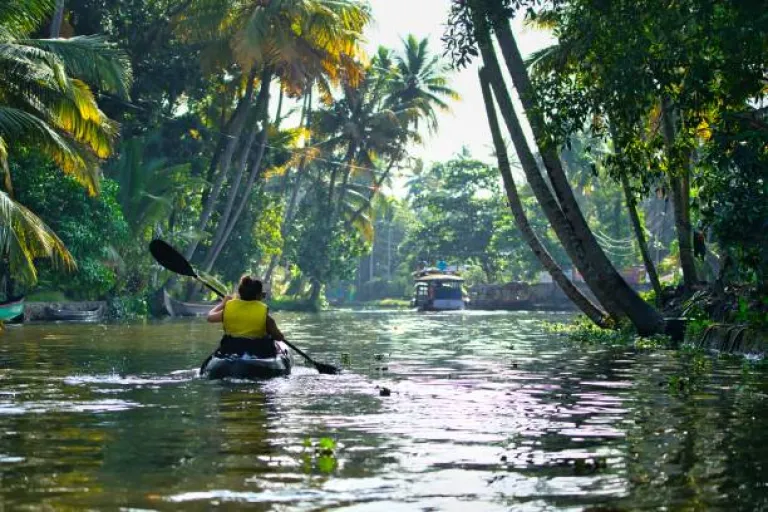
top-left (0, 0), bottom-right (131, 284)
top-left (479, 66), bottom-right (608, 326)
top-left (386, 35), bottom-right (460, 132)
top-left (470, 6), bottom-right (664, 334)
top-left (174, 0), bottom-right (371, 264)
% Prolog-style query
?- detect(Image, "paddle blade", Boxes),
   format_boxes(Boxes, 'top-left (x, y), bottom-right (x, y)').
top-left (314, 362), bottom-right (341, 375)
top-left (149, 239), bottom-right (196, 277)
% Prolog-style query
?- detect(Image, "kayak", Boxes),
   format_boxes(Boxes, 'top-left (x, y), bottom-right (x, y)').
top-left (200, 341), bottom-right (292, 380)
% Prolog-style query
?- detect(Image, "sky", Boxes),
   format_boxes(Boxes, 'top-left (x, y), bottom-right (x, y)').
top-left (365, 0), bottom-right (554, 169)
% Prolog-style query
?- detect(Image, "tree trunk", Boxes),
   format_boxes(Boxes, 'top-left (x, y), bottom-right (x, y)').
top-left (308, 279), bottom-right (322, 308)
top-left (476, 21), bottom-right (617, 314)
top-left (660, 97), bottom-right (697, 291)
top-left (204, 134), bottom-right (268, 273)
top-left (205, 123), bottom-right (270, 271)
top-left (621, 173), bottom-right (663, 305)
top-left (369, 235), bottom-right (374, 280)
top-left (204, 70), bottom-right (272, 266)
top-left (491, 18), bottom-right (663, 334)
top-left (331, 142), bottom-right (358, 220)
top-left (343, 148), bottom-right (401, 231)
top-left (265, 91), bottom-right (313, 286)
top-left (50, 0), bottom-right (65, 37)
top-left (274, 83), bottom-right (284, 128)
top-left (183, 68), bottom-right (258, 262)
top-left (480, 67), bottom-right (608, 326)
top-left (387, 220), bottom-right (392, 280)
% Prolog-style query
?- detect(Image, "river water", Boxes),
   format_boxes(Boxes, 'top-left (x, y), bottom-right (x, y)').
top-left (0, 310), bottom-right (766, 510)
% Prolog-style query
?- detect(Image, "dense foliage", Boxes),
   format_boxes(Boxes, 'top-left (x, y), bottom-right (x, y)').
top-left (0, 0), bottom-right (764, 331)
top-left (11, 152), bottom-right (129, 299)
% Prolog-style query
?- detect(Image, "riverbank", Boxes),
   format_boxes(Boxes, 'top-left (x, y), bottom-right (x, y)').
top-left (547, 316), bottom-right (768, 358)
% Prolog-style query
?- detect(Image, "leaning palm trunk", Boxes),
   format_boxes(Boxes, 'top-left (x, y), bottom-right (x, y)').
top-left (204, 75), bottom-right (271, 272)
top-left (265, 93), bottom-right (313, 285)
top-left (205, 70), bottom-right (272, 265)
top-left (331, 142), bottom-right (359, 220)
top-left (491, 19), bottom-right (663, 334)
top-left (183, 68), bottom-right (258, 262)
top-left (475, 21), bottom-right (621, 317)
top-left (343, 147), bottom-right (402, 231)
top-left (480, 68), bottom-right (608, 326)
top-left (620, 173), bottom-right (663, 305)
top-left (264, 154), bottom-right (307, 284)
top-left (660, 97), bottom-right (697, 291)
top-left (50, 0), bottom-right (65, 37)
top-left (204, 130), bottom-right (269, 270)
top-left (305, 142), bottom-right (359, 304)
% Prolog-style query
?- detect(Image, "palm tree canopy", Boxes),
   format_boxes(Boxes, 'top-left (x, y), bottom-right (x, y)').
top-left (0, 0), bottom-right (130, 284)
top-left (177, 0), bottom-right (371, 97)
top-left (386, 34), bottom-right (460, 132)
top-left (0, 2), bottom-right (132, 195)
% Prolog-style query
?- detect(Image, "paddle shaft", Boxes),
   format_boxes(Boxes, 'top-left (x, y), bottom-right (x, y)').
top-left (198, 278), bottom-right (227, 300)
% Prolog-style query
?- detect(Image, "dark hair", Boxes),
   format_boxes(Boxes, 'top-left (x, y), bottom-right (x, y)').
top-left (237, 275), bottom-right (263, 301)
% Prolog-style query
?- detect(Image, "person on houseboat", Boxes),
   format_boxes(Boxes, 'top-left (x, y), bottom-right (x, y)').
top-left (207, 275), bottom-right (286, 357)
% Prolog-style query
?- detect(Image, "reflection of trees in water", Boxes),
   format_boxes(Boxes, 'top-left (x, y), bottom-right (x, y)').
top-left (620, 353), bottom-right (768, 509)
top-left (0, 412), bottom-right (110, 508)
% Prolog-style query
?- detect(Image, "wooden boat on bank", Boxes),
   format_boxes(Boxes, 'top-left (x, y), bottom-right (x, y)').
top-left (0, 296), bottom-right (24, 324)
top-left (163, 289), bottom-right (216, 317)
top-left (43, 304), bottom-right (105, 322)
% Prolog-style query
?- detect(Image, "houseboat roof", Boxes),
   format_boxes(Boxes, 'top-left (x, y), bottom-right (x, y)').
top-left (414, 274), bottom-right (465, 283)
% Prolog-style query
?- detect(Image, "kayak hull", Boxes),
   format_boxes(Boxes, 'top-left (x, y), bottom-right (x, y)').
top-left (201, 342), bottom-right (292, 380)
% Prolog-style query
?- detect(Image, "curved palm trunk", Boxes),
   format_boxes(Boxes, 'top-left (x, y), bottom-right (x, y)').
top-left (492, 19), bottom-right (663, 334)
top-left (660, 97), bottom-right (697, 291)
top-left (620, 173), bottom-right (663, 305)
top-left (343, 147), bottom-right (402, 231)
top-left (480, 68), bottom-right (608, 326)
top-left (476, 21), bottom-right (620, 316)
top-left (183, 68), bottom-right (258, 262)
top-left (306, 142), bottom-right (359, 306)
top-left (50, 0), bottom-right (65, 37)
top-left (205, 70), bottom-right (272, 265)
top-left (264, 154), bottom-right (307, 284)
top-left (204, 90), bottom-right (271, 272)
top-left (265, 92), bottom-right (313, 285)
top-left (332, 142), bottom-right (358, 219)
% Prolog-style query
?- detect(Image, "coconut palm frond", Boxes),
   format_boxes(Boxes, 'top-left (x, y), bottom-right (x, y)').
top-left (0, 0), bottom-right (55, 38)
top-left (21, 35), bottom-right (133, 98)
top-left (0, 106), bottom-right (97, 188)
top-left (349, 209), bottom-right (374, 243)
top-left (0, 135), bottom-right (9, 193)
top-left (106, 137), bottom-right (192, 235)
top-left (0, 189), bottom-right (75, 284)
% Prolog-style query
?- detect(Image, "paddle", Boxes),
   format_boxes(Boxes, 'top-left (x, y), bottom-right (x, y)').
top-left (149, 239), bottom-right (341, 375)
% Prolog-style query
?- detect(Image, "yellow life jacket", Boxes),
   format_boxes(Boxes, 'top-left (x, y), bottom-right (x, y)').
top-left (223, 298), bottom-right (268, 339)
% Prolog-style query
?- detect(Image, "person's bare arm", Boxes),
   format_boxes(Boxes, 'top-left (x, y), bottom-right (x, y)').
top-left (266, 315), bottom-right (285, 341)
top-left (207, 295), bottom-right (232, 323)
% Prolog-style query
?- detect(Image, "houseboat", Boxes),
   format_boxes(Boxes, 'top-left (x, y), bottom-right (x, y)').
top-left (411, 271), bottom-right (467, 311)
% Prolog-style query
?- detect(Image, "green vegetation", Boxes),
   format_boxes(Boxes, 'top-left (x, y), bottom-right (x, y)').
top-left (443, 0), bottom-right (767, 336)
top-left (0, 0), bottom-right (764, 339)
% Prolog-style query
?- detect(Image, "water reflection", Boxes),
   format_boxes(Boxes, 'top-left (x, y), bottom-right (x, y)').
top-left (0, 311), bottom-right (766, 510)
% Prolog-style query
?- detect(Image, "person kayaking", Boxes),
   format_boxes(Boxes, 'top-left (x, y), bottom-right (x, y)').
top-left (207, 275), bottom-right (286, 357)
